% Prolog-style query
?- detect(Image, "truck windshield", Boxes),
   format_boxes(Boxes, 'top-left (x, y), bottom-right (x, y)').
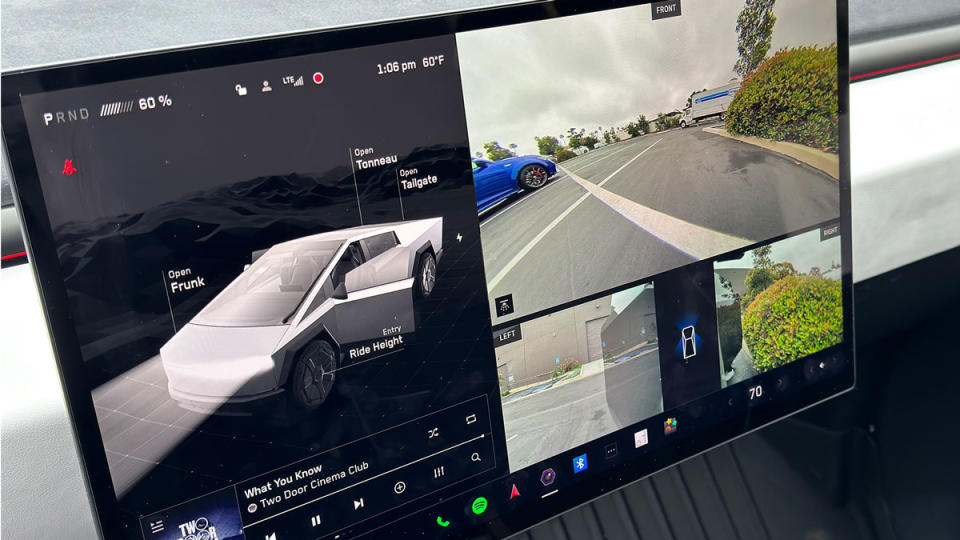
top-left (193, 239), bottom-right (342, 327)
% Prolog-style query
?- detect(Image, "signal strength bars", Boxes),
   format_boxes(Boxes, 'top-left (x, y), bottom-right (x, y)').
top-left (99, 100), bottom-right (135, 117)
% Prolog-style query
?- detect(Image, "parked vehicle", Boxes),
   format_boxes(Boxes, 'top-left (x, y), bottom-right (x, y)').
top-left (472, 155), bottom-right (557, 213)
top-left (160, 218), bottom-right (443, 410)
top-left (680, 81), bottom-right (741, 128)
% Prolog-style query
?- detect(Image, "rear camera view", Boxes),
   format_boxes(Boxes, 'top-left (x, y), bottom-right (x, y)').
top-left (496, 283), bottom-right (661, 471)
top-left (458, 0), bottom-right (840, 323)
top-left (714, 226), bottom-right (843, 385)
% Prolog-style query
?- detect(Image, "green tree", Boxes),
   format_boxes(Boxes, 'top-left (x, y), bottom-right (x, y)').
top-left (535, 135), bottom-right (562, 156)
top-left (603, 128), bottom-right (619, 144)
top-left (734, 0), bottom-right (777, 78)
top-left (567, 127), bottom-right (586, 148)
top-left (580, 135), bottom-right (599, 149)
top-left (626, 114), bottom-right (650, 137)
top-left (654, 113), bottom-right (678, 132)
top-left (482, 141), bottom-right (513, 161)
top-left (508, 143), bottom-right (518, 156)
top-left (742, 245), bottom-right (796, 308)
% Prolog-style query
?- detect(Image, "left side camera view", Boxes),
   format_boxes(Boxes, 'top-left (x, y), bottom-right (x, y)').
top-left (496, 282), bottom-right (662, 471)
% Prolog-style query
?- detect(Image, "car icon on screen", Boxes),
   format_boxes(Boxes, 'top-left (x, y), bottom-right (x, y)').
top-left (159, 218), bottom-right (442, 410)
top-left (681, 325), bottom-right (697, 359)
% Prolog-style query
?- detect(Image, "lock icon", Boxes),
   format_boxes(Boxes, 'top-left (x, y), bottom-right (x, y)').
top-left (235, 84), bottom-right (247, 96)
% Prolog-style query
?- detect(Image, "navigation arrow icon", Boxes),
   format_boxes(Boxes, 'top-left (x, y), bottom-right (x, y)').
top-left (509, 484), bottom-right (521, 500)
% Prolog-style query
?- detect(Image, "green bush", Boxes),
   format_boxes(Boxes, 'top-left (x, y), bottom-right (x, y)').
top-left (726, 44), bottom-right (838, 151)
top-left (554, 148), bottom-right (577, 162)
top-left (552, 359), bottom-right (580, 379)
top-left (742, 274), bottom-right (842, 372)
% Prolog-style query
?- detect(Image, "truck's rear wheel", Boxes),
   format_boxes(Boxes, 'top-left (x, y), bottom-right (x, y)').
top-left (415, 251), bottom-right (437, 299)
top-left (291, 339), bottom-right (338, 410)
top-left (719, 112), bottom-right (726, 121)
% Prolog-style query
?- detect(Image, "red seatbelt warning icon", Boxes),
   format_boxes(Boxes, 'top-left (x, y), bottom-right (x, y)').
top-left (62, 159), bottom-right (77, 176)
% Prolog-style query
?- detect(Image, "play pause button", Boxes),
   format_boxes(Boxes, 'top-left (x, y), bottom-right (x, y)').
top-left (353, 498), bottom-right (365, 510)
top-left (310, 515), bottom-right (322, 527)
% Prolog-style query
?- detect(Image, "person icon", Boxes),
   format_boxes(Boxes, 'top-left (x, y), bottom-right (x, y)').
top-left (261, 80), bottom-right (272, 92)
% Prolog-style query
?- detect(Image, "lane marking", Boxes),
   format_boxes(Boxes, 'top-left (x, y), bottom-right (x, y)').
top-left (486, 191), bottom-right (591, 291)
top-left (486, 140), bottom-right (663, 292)
top-left (558, 161), bottom-right (752, 259)
top-left (568, 140), bottom-right (648, 173)
top-left (479, 172), bottom-right (571, 228)
top-left (480, 136), bottom-right (658, 228)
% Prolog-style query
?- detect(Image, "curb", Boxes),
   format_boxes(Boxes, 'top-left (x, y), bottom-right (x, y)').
top-left (501, 360), bottom-right (604, 405)
top-left (702, 127), bottom-right (839, 180)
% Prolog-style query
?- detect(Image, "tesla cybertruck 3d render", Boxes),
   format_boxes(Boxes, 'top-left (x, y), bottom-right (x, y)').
top-left (160, 218), bottom-right (442, 410)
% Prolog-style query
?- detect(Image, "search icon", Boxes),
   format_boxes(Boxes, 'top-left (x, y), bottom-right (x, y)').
top-left (471, 452), bottom-right (482, 463)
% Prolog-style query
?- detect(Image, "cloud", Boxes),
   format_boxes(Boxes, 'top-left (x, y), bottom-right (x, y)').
top-left (457, 0), bottom-right (836, 156)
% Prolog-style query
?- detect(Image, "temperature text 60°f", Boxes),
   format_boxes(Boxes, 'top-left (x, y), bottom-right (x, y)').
top-left (376, 55), bottom-right (445, 76)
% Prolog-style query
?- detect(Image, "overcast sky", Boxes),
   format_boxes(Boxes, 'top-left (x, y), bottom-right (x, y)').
top-left (715, 228), bottom-right (842, 275)
top-left (457, 0), bottom-right (836, 156)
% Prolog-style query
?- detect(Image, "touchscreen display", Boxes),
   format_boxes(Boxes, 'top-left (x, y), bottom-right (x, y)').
top-left (4, 1), bottom-right (849, 538)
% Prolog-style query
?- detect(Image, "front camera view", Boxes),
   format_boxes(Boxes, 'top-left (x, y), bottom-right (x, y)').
top-left (715, 226), bottom-right (843, 385)
top-left (496, 283), bottom-right (662, 471)
top-left (460, 0), bottom-right (839, 323)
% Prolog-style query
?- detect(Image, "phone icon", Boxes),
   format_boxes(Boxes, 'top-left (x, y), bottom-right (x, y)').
top-left (436, 516), bottom-right (451, 528)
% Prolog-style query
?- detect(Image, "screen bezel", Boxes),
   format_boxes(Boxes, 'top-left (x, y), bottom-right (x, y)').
top-left (0, 0), bottom-right (853, 537)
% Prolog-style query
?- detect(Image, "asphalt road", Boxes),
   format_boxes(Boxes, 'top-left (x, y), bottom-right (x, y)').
top-left (480, 126), bottom-right (840, 323)
top-left (502, 347), bottom-right (661, 472)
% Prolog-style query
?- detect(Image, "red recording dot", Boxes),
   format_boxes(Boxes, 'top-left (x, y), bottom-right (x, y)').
top-left (312, 72), bottom-right (324, 85)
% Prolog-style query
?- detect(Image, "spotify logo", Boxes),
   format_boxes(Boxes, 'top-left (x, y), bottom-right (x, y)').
top-left (471, 497), bottom-right (488, 515)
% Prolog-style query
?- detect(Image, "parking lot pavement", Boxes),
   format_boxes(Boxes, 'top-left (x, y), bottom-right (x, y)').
top-left (481, 128), bottom-right (840, 324)
top-left (501, 349), bottom-right (660, 472)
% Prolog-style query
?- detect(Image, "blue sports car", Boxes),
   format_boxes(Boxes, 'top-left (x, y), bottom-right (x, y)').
top-left (472, 155), bottom-right (557, 213)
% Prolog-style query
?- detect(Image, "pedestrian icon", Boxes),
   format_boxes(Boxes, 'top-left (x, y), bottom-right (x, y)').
top-left (495, 294), bottom-right (514, 317)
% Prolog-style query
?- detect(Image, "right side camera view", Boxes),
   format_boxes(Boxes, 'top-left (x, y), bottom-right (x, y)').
top-left (714, 226), bottom-right (843, 386)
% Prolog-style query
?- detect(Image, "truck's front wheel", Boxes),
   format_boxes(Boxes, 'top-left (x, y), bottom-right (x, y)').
top-left (291, 339), bottom-right (338, 410)
top-left (719, 112), bottom-right (726, 122)
top-left (680, 120), bottom-right (687, 128)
